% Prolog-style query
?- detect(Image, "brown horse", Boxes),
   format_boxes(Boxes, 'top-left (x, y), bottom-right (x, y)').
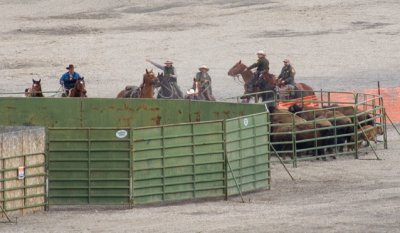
top-left (227, 60), bottom-right (314, 101)
top-left (69, 77), bottom-right (87, 97)
top-left (25, 79), bottom-right (44, 97)
top-left (116, 69), bottom-right (158, 99)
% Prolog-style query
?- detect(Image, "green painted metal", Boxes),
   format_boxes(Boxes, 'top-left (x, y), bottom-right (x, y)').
top-left (0, 98), bottom-right (271, 206)
top-left (47, 128), bottom-right (132, 205)
top-left (225, 112), bottom-right (270, 195)
top-left (46, 112), bottom-right (271, 206)
top-left (189, 101), bottom-right (265, 122)
top-left (132, 121), bottom-right (226, 205)
top-left (0, 98), bottom-right (265, 128)
top-left (0, 98), bottom-right (81, 127)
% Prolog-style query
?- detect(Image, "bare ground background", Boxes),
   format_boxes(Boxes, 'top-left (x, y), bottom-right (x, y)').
top-left (0, 0), bottom-right (399, 98)
top-left (1, 0), bottom-right (400, 232)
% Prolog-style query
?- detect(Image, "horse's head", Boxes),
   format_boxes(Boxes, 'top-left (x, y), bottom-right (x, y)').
top-left (32, 79), bottom-right (42, 91)
top-left (288, 103), bottom-right (303, 113)
top-left (227, 60), bottom-right (247, 77)
top-left (75, 77), bottom-right (87, 94)
top-left (144, 69), bottom-right (158, 85)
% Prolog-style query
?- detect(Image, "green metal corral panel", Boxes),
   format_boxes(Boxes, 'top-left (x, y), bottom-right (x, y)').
top-left (189, 101), bottom-right (265, 122)
top-left (48, 128), bottom-right (131, 205)
top-left (0, 98), bottom-right (265, 128)
top-left (225, 112), bottom-right (270, 196)
top-left (81, 98), bottom-right (190, 127)
top-left (132, 121), bottom-right (225, 205)
top-left (0, 98), bottom-right (82, 127)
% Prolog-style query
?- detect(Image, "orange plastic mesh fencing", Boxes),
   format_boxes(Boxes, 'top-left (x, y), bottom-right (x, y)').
top-left (278, 95), bottom-right (319, 108)
top-left (278, 88), bottom-right (400, 122)
top-left (366, 87), bottom-right (400, 123)
top-left (314, 89), bottom-right (399, 122)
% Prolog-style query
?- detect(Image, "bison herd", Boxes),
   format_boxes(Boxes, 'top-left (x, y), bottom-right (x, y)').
top-left (269, 104), bottom-right (383, 160)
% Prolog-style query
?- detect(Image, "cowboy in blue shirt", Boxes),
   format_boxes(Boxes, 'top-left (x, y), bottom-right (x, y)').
top-left (60, 64), bottom-right (81, 94)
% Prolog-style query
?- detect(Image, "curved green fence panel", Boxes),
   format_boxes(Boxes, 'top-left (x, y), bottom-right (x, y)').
top-left (225, 112), bottom-right (270, 195)
top-left (132, 121), bottom-right (226, 205)
top-left (0, 98), bottom-right (265, 128)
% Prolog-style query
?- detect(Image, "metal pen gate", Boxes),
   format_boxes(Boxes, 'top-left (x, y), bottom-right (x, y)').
top-left (47, 128), bottom-right (132, 205)
top-left (46, 112), bottom-right (271, 206)
top-left (225, 112), bottom-right (270, 195)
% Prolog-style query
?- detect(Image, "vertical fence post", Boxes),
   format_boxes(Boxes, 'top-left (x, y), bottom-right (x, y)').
top-left (161, 126), bottom-right (166, 202)
top-left (292, 115), bottom-right (297, 168)
top-left (354, 93), bottom-right (359, 159)
top-left (87, 128), bottom-right (91, 204)
top-left (377, 82), bottom-right (388, 150)
top-left (45, 128), bottom-right (49, 211)
top-left (223, 120), bottom-right (228, 201)
top-left (129, 128), bottom-right (134, 208)
top-left (382, 99), bottom-right (389, 150)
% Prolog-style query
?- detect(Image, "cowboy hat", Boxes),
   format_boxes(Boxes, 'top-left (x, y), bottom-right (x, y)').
top-left (164, 60), bottom-right (173, 64)
top-left (198, 65), bottom-right (209, 71)
top-left (186, 89), bottom-right (196, 95)
top-left (256, 50), bottom-right (266, 56)
top-left (66, 64), bottom-right (75, 70)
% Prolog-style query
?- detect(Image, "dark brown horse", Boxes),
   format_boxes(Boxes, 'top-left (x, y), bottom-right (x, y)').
top-left (116, 69), bottom-right (158, 98)
top-left (68, 77), bottom-right (87, 97)
top-left (227, 60), bottom-right (314, 101)
top-left (25, 79), bottom-right (44, 97)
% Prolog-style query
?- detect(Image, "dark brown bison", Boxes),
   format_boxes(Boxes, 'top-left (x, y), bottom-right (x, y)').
top-left (288, 104), bottom-right (354, 153)
top-left (323, 104), bottom-right (375, 127)
top-left (268, 106), bottom-right (334, 160)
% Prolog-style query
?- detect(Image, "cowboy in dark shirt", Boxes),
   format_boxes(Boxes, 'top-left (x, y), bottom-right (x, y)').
top-left (146, 59), bottom-right (183, 98)
top-left (242, 50), bottom-right (269, 97)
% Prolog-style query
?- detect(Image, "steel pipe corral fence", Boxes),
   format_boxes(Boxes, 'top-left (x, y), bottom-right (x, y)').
top-left (0, 91), bottom-right (386, 207)
top-left (268, 90), bottom-right (387, 167)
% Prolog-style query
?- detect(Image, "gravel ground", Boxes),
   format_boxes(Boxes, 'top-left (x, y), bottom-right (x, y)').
top-left (2, 127), bottom-right (399, 233)
top-left (0, 0), bottom-right (399, 98)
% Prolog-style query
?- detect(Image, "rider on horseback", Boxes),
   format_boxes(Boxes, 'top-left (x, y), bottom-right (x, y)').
top-left (59, 64), bottom-right (81, 96)
top-left (242, 50), bottom-right (269, 99)
top-left (193, 65), bottom-right (215, 101)
top-left (146, 59), bottom-right (184, 98)
top-left (277, 59), bottom-right (296, 98)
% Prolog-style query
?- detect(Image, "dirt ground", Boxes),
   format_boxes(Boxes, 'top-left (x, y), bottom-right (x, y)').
top-left (0, 0), bottom-right (399, 98)
top-left (1, 128), bottom-right (399, 233)
top-left (1, 0), bottom-right (400, 232)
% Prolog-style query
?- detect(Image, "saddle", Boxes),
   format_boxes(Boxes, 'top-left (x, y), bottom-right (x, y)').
top-left (124, 85), bottom-right (141, 98)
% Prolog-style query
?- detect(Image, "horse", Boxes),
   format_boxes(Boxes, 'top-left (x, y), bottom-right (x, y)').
top-left (68, 77), bottom-right (87, 97)
top-left (227, 60), bottom-right (274, 103)
top-left (185, 80), bottom-right (216, 101)
top-left (154, 72), bottom-right (183, 99)
top-left (25, 79), bottom-right (44, 97)
top-left (227, 60), bottom-right (315, 102)
top-left (116, 69), bottom-right (158, 99)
